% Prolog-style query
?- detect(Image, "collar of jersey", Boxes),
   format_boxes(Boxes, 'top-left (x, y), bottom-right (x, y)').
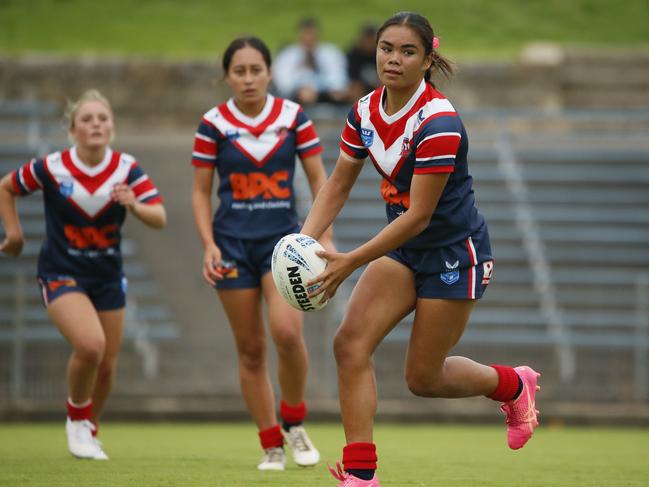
top-left (378, 79), bottom-right (426, 124)
top-left (70, 146), bottom-right (114, 176)
top-left (226, 94), bottom-right (274, 127)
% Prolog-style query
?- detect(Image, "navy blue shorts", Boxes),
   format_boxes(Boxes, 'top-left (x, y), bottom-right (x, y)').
top-left (387, 225), bottom-right (494, 300)
top-left (214, 229), bottom-right (298, 289)
top-left (37, 274), bottom-right (127, 311)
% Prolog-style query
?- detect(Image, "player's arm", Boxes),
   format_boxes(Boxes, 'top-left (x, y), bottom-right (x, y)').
top-left (309, 172), bottom-right (449, 300)
top-left (191, 166), bottom-right (223, 285)
top-left (349, 172), bottom-right (448, 266)
top-left (0, 172), bottom-right (25, 256)
top-left (111, 184), bottom-right (166, 229)
top-left (129, 202), bottom-right (166, 229)
top-left (301, 150), bottom-right (364, 241)
top-left (300, 153), bottom-right (335, 250)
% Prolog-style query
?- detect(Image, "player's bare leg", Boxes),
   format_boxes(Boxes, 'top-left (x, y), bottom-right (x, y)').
top-left (49, 293), bottom-right (105, 402)
top-left (219, 288), bottom-right (276, 428)
top-left (48, 293), bottom-right (106, 459)
top-left (406, 298), bottom-right (540, 448)
top-left (72, 307), bottom-right (125, 460)
top-left (404, 299), bottom-right (497, 397)
top-left (262, 273), bottom-right (307, 405)
top-left (262, 272), bottom-right (319, 467)
top-left (332, 257), bottom-right (416, 483)
top-left (219, 287), bottom-right (285, 470)
top-left (93, 308), bottom-right (125, 420)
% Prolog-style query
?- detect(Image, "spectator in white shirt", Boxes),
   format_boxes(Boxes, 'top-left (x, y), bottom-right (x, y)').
top-left (273, 17), bottom-right (349, 105)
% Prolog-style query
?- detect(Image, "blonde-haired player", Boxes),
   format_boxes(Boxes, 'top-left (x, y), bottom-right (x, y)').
top-left (0, 89), bottom-right (166, 459)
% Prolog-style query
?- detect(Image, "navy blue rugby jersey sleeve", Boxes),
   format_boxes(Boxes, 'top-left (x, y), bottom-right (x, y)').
top-left (339, 104), bottom-right (368, 160)
top-left (191, 118), bottom-right (221, 168)
top-left (413, 115), bottom-right (462, 175)
top-left (126, 162), bottom-right (163, 204)
top-left (11, 158), bottom-right (45, 195)
top-left (294, 109), bottom-right (323, 160)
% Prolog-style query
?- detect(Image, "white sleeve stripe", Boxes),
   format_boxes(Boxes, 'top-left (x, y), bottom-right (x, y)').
top-left (296, 120), bottom-right (313, 132)
top-left (18, 167), bottom-right (27, 189)
top-left (416, 155), bottom-right (456, 161)
top-left (29, 163), bottom-right (43, 187)
top-left (341, 135), bottom-right (364, 149)
top-left (297, 138), bottom-right (320, 149)
top-left (192, 151), bottom-right (217, 159)
top-left (137, 189), bottom-right (159, 201)
top-left (195, 132), bottom-right (216, 143)
top-left (129, 175), bottom-right (148, 187)
top-left (419, 132), bottom-right (461, 145)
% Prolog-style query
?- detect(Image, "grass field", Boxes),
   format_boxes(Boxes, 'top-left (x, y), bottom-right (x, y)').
top-left (1, 0), bottom-right (648, 59)
top-left (1, 422), bottom-right (648, 486)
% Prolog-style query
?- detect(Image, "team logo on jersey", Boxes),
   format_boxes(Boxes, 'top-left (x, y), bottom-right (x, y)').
top-left (400, 137), bottom-right (411, 157)
top-left (440, 260), bottom-right (460, 285)
top-left (59, 179), bottom-right (74, 198)
top-left (417, 109), bottom-right (426, 123)
top-left (360, 128), bottom-right (374, 147)
top-left (225, 129), bottom-right (240, 141)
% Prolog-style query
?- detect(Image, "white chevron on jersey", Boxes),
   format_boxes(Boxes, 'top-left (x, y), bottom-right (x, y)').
top-left (204, 95), bottom-right (302, 166)
top-left (355, 82), bottom-right (456, 178)
top-left (44, 147), bottom-right (133, 219)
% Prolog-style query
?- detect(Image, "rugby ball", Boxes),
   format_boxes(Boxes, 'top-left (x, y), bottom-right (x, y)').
top-left (272, 233), bottom-right (328, 312)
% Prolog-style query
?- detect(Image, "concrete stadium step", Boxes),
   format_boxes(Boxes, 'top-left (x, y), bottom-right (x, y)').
top-left (0, 304), bottom-right (172, 325)
top-left (0, 259), bottom-right (151, 278)
top-left (391, 307), bottom-right (640, 330)
top-left (484, 286), bottom-right (638, 309)
top-left (474, 186), bottom-right (649, 205)
top-left (490, 243), bottom-right (649, 265)
top-left (333, 220), bottom-right (649, 245)
top-left (0, 322), bottom-right (179, 342)
top-left (339, 203), bottom-right (649, 225)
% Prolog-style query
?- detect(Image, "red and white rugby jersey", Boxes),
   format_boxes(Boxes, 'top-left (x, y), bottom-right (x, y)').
top-left (191, 94), bottom-right (322, 240)
top-left (11, 146), bottom-right (162, 279)
top-left (340, 80), bottom-right (486, 249)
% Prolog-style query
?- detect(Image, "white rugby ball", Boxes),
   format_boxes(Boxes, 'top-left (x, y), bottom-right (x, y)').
top-left (272, 233), bottom-right (328, 312)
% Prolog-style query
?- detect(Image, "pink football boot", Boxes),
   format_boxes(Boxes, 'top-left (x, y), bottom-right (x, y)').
top-left (329, 462), bottom-right (380, 487)
top-left (501, 365), bottom-right (541, 449)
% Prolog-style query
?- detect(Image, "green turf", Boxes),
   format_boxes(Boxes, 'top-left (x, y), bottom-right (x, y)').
top-left (1, 422), bottom-right (648, 486)
top-left (0, 0), bottom-right (648, 60)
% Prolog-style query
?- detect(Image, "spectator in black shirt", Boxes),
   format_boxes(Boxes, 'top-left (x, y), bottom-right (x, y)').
top-left (346, 24), bottom-right (380, 101)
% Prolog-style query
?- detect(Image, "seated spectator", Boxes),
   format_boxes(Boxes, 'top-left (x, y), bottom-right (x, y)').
top-left (346, 23), bottom-right (381, 101)
top-left (273, 17), bottom-right (349, 105)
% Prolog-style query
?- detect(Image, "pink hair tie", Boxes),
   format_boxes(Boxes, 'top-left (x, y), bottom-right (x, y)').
top-left (432, 37), bottom-right (440, 49)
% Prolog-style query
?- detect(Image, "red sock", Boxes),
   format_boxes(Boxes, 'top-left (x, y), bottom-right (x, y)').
top-left (280, 400), bottom-right (307, 425)
top-left (488, 365), bottom-right (520, 402)
top-left (343, 442), bottom-right (377, 471)
top-left (258, 425), bottom-right (284, 450)
top-left (66, 398), bottom-right (93, 421)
